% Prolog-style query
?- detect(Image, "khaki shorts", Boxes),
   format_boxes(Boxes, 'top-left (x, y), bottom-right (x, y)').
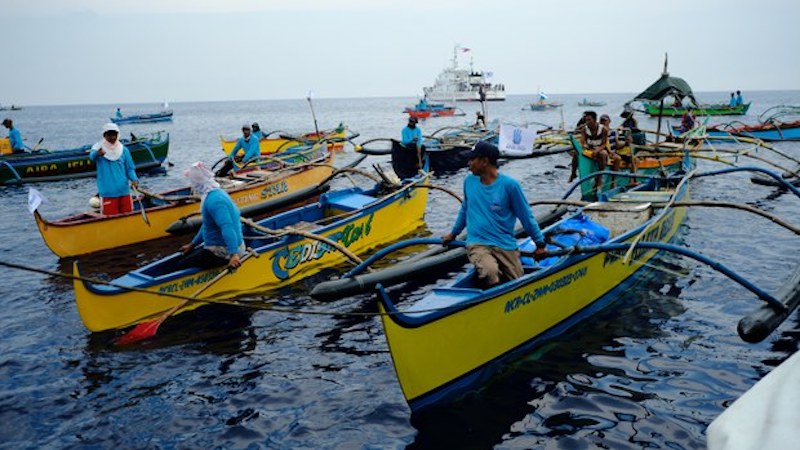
top-left (466, 245), bottom-right (523, 287)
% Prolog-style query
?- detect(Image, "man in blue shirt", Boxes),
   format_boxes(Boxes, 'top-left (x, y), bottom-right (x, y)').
top-left (728, 93), bottom-right (736, 108)
top-left (735, 90), bottom-right (744, 106)
top-left (89, 123), bottom-right (139, 215)
top-left (442, 141), bottom-right (547, 287)
top-left (392, 116), bottom-right (424, 179)
top-left (216, 124), bottom-right (262, 177)
top-left (178, 161), bottom-right (244, 269)
top-left (2, 118), bottom-right (26, 153)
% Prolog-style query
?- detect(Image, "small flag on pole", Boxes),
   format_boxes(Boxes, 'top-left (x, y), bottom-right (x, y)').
top-left (460, 47), bottom-right (470, 53)
top-left (27, 187), bottom-right (47, 214)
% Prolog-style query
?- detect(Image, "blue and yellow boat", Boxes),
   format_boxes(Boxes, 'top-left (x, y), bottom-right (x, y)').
top-left (73, 167), bottom-right (429, 332)
top-left (376, 172), bottom-right (692, 412)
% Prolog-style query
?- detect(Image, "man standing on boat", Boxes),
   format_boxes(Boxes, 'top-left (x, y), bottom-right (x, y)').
top-left (178, 162), bottom-right (244, 269)
top-left (396, 116), bottom-right (423, 177)
top-left (442, 141), bottom-right (547, 288)
top-left (89, 123), bottom-right (139, 215)
top-left (2, 118), bottom-right (26, 153)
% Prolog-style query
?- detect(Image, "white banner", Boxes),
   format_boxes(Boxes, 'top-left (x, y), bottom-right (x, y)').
top-left (498, 124), bottom-right (536, 156)
top-left (27, 187), bottom-right (47, 214)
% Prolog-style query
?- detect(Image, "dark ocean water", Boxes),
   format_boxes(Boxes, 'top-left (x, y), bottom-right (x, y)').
top-left (0, 92), bottom-right (798, 449)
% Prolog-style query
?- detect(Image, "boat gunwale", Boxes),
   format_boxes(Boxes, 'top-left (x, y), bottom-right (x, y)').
top-left (76, 174), bottom-right (430, 296)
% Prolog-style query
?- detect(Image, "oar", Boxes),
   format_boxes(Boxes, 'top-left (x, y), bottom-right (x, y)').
top-left (130, 184), bottom-right (150, 226)
top-left (115, 251), bottom-right (253, 345)
top-left (28, 137), bottom-right (44, 152)
top-left (306, 90), bottom-right (321, 137)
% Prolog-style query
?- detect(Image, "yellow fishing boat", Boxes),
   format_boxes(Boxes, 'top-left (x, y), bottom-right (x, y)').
top-left (34, 145), bottom-right (334, 258)
top-left (220, 124), bottom-right (352, 157)
top-left (377, 171), bottom-right (692, 412)
top-left (73, 170), bottom-right (429, 332)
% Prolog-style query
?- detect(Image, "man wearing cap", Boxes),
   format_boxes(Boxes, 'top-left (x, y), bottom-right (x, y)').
top-left (251, 122), bottom-right (266, 140)
top-left (400, 116), bottom-right (423, 169)
top-left (178, 162), bottom-right (244, 269)
top-left (2, 118), bottom-right (26, 153)
top-left (442, 141), bottom-right (547, 288)
top-left (216, 124), bottom-right (261, 177)
top-left (89, 123), bottom-right (139, 215)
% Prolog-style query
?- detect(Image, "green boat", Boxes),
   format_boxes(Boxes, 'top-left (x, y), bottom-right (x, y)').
top-left (644, 102), bottom-right (751, 117)
top-left (0, 131), bottom-right (169, 185)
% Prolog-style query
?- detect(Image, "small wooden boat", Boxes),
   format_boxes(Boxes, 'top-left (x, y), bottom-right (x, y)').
top-left (702, 106), bottom-right (800, 142)
top-left (528, 101), bottom-right (562, 111)
top-left (0, 131), bottom-right (169, 185)
top-left (570, 132), bottom-right (696, 200)
top-left (34, 145), bottom-right (334, 258)
top-left (404, 102), bottom-right (461, 119)
top-left (577, 99), bottom-right (607, 107)
top-left (644, 102), bottom-right (750, 117)
top-left (220, 124), bottom-right (354, 156)
top-left (72, 168), bottom-right (430, 332)
top-left (377, 173), bottom-right (692, 412)
top-left (111, 110), bottom-right (173, 124)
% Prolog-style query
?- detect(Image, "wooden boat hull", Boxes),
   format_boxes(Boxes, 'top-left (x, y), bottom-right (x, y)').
top-left (377, 182), bottom-right (689, 412)
top-left (220, 128), bottom-right (347, 156)
top-left (529, 103), bottom-right (562, 111)
top-left (645, 102), bottom-right (751, 117)
top-left (572, 135), bottom-right (693, 200)
top-left (35, 154), bottom-right (333, 258)
top-left (0, 132), bottom-right (169, 185)
top-left (111, 111), bottom-right (173, 124)
top-left (72, 175), bottom-right (430, 332)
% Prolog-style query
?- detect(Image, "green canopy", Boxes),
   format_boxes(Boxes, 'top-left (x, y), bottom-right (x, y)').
top-left (633, 72), bottom-right (697, 104)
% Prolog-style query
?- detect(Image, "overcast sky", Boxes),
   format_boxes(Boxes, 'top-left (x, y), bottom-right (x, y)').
top-left (3, 0), bottom-right (798, 106)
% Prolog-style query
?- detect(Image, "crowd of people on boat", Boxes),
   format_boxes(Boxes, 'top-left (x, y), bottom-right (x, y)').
top-left (568, 110), bottom-right (641, 188)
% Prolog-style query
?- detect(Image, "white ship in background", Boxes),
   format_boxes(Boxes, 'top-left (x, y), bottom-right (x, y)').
top-left (423, 46), bottom-right (506, 102)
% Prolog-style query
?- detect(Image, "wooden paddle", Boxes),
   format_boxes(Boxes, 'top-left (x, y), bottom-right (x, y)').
top-left (114, 251), bottom-right (253, 345)
top-left (130, 184), bottom-right (150, 226)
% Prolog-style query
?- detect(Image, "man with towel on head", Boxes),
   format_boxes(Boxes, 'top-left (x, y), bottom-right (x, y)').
top-left (178, 162), bottom-right (245, 270)
top-left (89, 123), bottom-right (139, 215)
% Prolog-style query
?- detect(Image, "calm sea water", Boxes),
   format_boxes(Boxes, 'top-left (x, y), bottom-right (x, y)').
top-left (0, 92), bottom-right (798, 449)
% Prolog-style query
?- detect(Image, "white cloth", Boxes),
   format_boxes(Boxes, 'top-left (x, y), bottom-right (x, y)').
top-left (185, 161), bottom-right (220, 200)
top-left (498, 124), bottom-right (536, 156)
top-left (27, 187), bottom-right (46, 213)
top-left (707, 350), bottom-right (800, 450)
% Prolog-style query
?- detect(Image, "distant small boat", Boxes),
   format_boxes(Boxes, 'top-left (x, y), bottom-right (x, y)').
top-left (577, 99), bottom-right (606, 107)
top-left (404, 101), bottom-right (461, 119)
top-left (644, 102), bottom-right (750, 117)
top-left (529, 91), bottom-right (562, 110)
top-left (111, 109), bottom-right (174, 125)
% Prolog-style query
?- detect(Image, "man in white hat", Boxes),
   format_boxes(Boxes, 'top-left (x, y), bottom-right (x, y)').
top-left (89, 123), bottom-right (139, 215)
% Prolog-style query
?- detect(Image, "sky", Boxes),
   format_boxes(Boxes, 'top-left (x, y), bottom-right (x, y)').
top-left (2, 0), bottom-right (799, 106)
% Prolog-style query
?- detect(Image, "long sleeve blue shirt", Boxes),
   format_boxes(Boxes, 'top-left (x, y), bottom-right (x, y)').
top-left (450, 173), bottom-right (545, 250)
top-left (89, 146), bottom-right (139, 197)
top-left (8, 127), bottom-right (24, 150)
top-left (230, 137), bottom-right (261, 163)
top-left (401, 126), bottom-right (423, 147)
top-left (191, 189), bottom-right (244, 255)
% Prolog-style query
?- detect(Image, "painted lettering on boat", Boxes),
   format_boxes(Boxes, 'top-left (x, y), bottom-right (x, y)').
top-left (270, 213), bottom-right (375, 280)
top-left (261, 181), bottom-right (288, 199)
top-left (233, 192), bottom-right (259, 205)
top-left (25, 164), bottom-right (59, 175)
top-left (504, 266), bottom-right (588, 313)
top-left (158, 269), bottom-right (223, 294)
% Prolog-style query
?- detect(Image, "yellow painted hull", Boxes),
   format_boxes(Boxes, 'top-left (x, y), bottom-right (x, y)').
top-left (379, 188), bottom-right (687, 410)
top-left (35, 162), bottom-right (333, 258)
top-left (73, 177), bottom-right (429, 332)
top-left (221, 129), bottom-right (346, 156)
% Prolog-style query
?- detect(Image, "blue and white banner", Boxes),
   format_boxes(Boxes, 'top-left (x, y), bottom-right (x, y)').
top-left (498, 124), bottom-right (536, 156)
